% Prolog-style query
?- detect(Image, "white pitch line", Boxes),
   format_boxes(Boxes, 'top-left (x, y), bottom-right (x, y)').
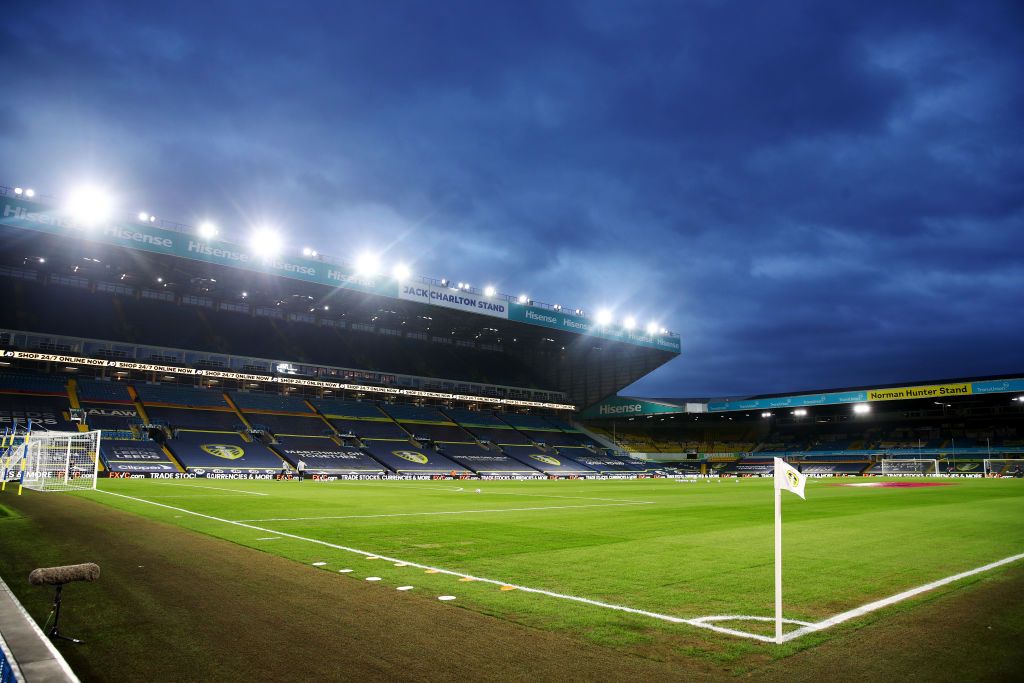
top-left (91, 489), bottom-right (1024, 644)
top-left (161, 483), bottom-right (268, 496)
top-left (779, 550), bottom-right (1024, 642)
top-left (323, 481), bottom-right (654, 504)
top-left (236, 501), bottom-right (654, 522)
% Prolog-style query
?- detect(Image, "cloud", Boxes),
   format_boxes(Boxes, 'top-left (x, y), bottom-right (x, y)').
top-left (1, 0), bottom-right (1022, 398)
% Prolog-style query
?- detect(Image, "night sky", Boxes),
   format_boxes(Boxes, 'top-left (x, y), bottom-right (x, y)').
top-left (2, 1), bottom-right (1021, 398)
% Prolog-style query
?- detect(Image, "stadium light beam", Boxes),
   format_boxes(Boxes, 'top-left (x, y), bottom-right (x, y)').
top-left (392, 263), bottom-right (411, 281)
top-left (249, 227), bottom-right (283, 259)
top-left (355, 252), bottom-right (380, 277)
top-left (65, 185), bottom-right (115, 226)
top-left (645, 321), bottom-right (659, 335)
top-left (595, 309), bottom-right (613, 326)
top-left (623, 316), bottom-right (636, 331)
top-left (198, 221), bottom-right (219, 239)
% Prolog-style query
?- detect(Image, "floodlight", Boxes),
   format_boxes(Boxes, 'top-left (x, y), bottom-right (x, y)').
top-left (517, 294), bottom-right (528, 304)
top-left (792, 409), bottom-right (808, 416)
top-left (323, 305), bottom-right (329, 311)
top-left (198, 221), bottom-right (218, 239)
top-left (645, 321), bottom-right (659, 335)
top-left (148, 215), bottom-right (155, 223)
top-left (595, 309), bottom-right (613, 326)
top-left (302, 247), bottom-right (313, 256)
top-left (355, 252), bottom-right (380, 276)
top-left (853, 404), bottom-right (871, 414)
top-left (65, 185), bottom-right (114, 226)
top-left (241, 291), bottom-right (248, 298)
top-left (38, 258), bottom-right (45, 264)
top-left (156, 277), bottom-right (163, 283)
top-left (392, 263), bottom-right (411, 281)
top-left (138, 212), bottom-right (150, 222)
top-left (761, 412), bottom-right (772, 418)
top-left (249, 228), bottom-right (282, 258)
top-left (623, 316), bottom-right (636, 330)
top-left (14, 187), bottom-right (23, 195)
top-left (659, 327), bottom-right (668, 334)
top-left (440, 278), bottom-right (449, 287)
top-left (483, 285), bottom-right (496, 297)
top-left (25, 188), bottom-right (35, 197)
top-left (553, 304), bottom-right (562, 311)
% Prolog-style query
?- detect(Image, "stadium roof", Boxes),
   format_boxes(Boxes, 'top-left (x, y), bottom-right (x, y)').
top-left (0, 186), bottom-right (680, 408)
top-left (581, 373), bottom-right (1024, 418)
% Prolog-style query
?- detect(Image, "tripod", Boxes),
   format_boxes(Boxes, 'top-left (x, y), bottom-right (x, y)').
top-left (44, 584), bottom-right (84, 643)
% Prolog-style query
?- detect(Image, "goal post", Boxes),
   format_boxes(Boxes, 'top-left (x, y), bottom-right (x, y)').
top-left (19, 430), bottom-right (101, 492)
top-left (880, 458), bottom-right (939, 477)
top-left (983, 458), bottom-right (1024, 478)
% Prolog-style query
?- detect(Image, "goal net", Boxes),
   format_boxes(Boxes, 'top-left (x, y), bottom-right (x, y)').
top-left (18, 430), bottom-right (101, 492)
top-left (983, 459), bottom-right (1024, 478)
top-left (880, 458), bottom-right (938, 477)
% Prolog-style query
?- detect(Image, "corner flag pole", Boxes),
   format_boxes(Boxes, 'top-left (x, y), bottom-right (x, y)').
top-left (774, 482), bottom-right (783, 643)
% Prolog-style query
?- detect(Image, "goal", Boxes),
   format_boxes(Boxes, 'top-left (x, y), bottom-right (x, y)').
top-left (983, 458), bottom-right (1024, 478)
top-left (880, 458), bottom-right (939, 477)
top-left (17, 430), bottom-right (101, 492)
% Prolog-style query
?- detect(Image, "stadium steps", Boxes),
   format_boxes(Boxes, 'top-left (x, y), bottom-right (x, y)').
top-left (66, 378), bottom-right (91, 434)
top-left (161, 444), bottom-right (187, 473)
top-left (223, 392), bottom-right (253, 430)
top-left (303, 399), bottom-right (343, 436)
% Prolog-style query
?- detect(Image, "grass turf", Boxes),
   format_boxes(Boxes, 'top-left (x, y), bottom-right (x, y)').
top-left (73, 476), bottom-right (1024, 651)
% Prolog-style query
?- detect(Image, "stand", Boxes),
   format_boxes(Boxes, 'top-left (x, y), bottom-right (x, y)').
top-left (46, 585), bottom-right (84, 643)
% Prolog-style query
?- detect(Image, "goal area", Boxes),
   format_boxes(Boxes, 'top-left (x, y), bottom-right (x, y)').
top-left (4, 430), bottom-right (101, 492)
top-left (880, 458), bottom-right (939, 477)
top-left (983, 459), bottom-right (1024, 478)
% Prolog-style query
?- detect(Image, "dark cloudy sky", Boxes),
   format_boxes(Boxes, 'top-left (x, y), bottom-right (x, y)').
top-left (2, 1), bottom-right (1021, 398)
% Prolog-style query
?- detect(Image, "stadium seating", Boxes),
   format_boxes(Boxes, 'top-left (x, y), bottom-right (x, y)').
top-left (327, 418), bottom-right (410, 440)
top-left (229, 392), bottom-right (313, 413)
top-left (441, 407), bottom-right (507, 427)
top-left (243, 413), bottom-right (333, 437)
top-left (554, 448), bottom-right (645, 472)
top-left (311, 398), bottom-right (388, 419)
top-left (145, 407), bottom-right (245, 431)
top-left (435, 442), bottom-right (543, 475)
top-left (0, 393), bottom-right (75, 431)
top-left (82, 404), bottom-right (142, 432)
top-left (361, 439), bottom-right (470, 474)
top-left (76, 378), bottom-right (133, 403)
top-left (462, 426), bottom-right (532, 445)
top-left (100, 440), bottom-right (180, 474)
top-left (0, 371), bottom-right (67, 395)
top-left (135, 384), bottom-right (228, 408)
top-left (501, 445), bottom-right (595, 475)
top-left (166, 430), bottom-right (285, 471)
top-left (271, 435), bottom-right (386, 473)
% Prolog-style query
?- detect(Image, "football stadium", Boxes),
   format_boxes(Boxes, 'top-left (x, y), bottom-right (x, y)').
top-left (0, 184), bottom-right (1021, 681)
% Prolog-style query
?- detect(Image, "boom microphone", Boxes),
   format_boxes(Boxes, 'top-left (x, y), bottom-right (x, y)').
top-left (29, 563), bottom-right (100, 586)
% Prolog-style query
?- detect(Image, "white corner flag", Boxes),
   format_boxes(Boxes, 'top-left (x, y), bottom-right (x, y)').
top-left (775, 457), bottom-right (806, 500)
top-left (773, 457), bottom-right (807, 643)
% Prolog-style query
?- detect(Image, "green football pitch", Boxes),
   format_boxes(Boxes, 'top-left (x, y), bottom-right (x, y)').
top-left (77, 476), bottom-right (1024, 647)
